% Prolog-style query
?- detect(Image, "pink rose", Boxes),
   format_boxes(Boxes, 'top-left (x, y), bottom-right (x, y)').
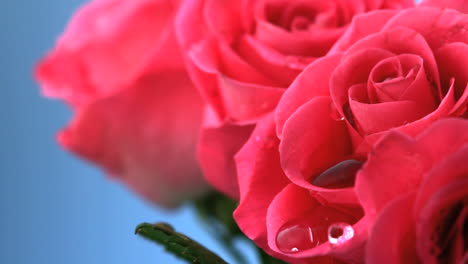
top-left (234, 3), bottom-right (468, 263)
top-left (176, 0), bottom-right (413, 199)
top-left (35, 0), bottom-right (207, 207)
top-left (277, 5), bottom-right (468, 156)
top-left (356, 118), bottom-right (468, 263)
top-left (234, 114), bottom-right (365, 264)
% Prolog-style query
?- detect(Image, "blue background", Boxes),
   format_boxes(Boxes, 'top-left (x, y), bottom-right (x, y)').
top-left (1, 1), bottom-right (422, 263)
top-left (0, 1), bottom-right (256, 263)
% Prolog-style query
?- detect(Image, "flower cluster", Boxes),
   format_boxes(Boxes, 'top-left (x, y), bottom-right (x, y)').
top-left (36, 0), bottom-right (467, 263)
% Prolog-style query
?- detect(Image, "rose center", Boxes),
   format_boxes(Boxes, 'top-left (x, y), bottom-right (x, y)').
top-left (265, 1), bottom-right (338, 32)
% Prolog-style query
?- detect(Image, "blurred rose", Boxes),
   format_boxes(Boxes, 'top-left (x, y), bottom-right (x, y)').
top-left (176, 0), bottom-right (413, 200)
top-left (356, 118), bottom-right (468, 264)
top-left (36, 0), bottom-right (207, 208)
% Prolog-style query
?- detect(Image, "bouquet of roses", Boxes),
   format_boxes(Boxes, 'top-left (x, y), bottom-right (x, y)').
top-left (35, 0), bottom-right (467, 263)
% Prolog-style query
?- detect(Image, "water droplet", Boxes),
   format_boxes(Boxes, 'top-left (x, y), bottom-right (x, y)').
top-left (328, 222), bottom-right (354, 245)
top-left (312, 160), bottom-right (363, 188)
top-left (276, 224), bottom-right (319, 253)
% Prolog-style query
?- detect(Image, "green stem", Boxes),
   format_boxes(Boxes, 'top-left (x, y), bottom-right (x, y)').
top-left (135, 222), bottom-right (228, 264)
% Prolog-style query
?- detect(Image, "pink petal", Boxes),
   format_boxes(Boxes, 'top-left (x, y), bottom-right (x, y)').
top-left (344, 26), bottom-right (441, 95)
top-left (355, 131), bottom-right (431, 216)
top-left (203, 0), bottom-right (243, 41)
top-left (236, 35), bottom-right (304, 86)
top-left (328, 10), bottom-right (398, 54)
top-left (58, 72), bottom-right (206, 208)
top-left (197, 123), bottom-right (254, 200)
top-left (253, 1), bottom-right (345, 57)
top-left (349, 99), bottom-right (431, 134)
top-left (417, 177), bottom-right (468, 263)
top-left (330, 47), bottom-right (395, 125)
top-left (380, 0), bottom-right (414, 9)
top-left (415, 118), bottom-right (468, 167)
top-left (382, 7), bottom-right (468, 51)
top-left (420, 0), bottom-right (468, 13)
top-left (435, 42), bottom-right (468, 100)
top-left (276, 54), bottom-right (342, 137)
top-left (217, 75), bottom-right (285, 123)
top-left (280, 96), bottom-right (353, 190)
top-left (234, 115), bottom-right (290, 257)
top-left (266, 184), bottom-right (365, 263)
top-left (369, 54), bottom-right (437, 110)
top-left (36, 0), bottom-right (181, 106)
top-left (366, 193), bottom-right (419, 264)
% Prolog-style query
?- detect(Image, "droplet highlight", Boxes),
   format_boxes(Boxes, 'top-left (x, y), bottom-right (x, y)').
top-left (328, 222), bottom-right (354, 245)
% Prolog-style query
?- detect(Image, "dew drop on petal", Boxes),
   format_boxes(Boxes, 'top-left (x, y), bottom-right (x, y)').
top-left (312, 160), bottom-right (363, 188)
top-left (276, 224), bottom-right (319, 253)
top-left (328, 222), bottom-right (354, 245)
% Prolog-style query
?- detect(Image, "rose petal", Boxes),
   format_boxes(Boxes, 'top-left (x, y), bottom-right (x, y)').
top-left (197, 122), bottom-right (254, 200)
top-left (355, 131), bottom-right (431, 216)
top-left (415, 118), bottom-right (468, 167)
top-left (280, 96), bottom-right (353, 190)
top-left (236, 35), bottom-right (304, 86)
top-left (349, 99), bottom-right (430, 134)
top-left (254, 18), bottom-right (344, 57)
top-left (217, 75), bottom-right (285, 123)
top-left (344, 26), bottom-right (441, 96)
top-left (203, 0), bottom-right (243, 41)
top-left (389, 80), bottom-right (458, 138)
top-left (415, 146), bottom-right (468, 214)
top-left (382, 7), bottom-right (468, 51)
top-left (366, 193), bottom-right (419, 264)
top-left (234, 115), bottom-right (290, 258)
top-left (420, 0), bottom-right (468, 13)
top-left (369, 54), bottom-right (437, 111)
top-left (330, 47), bottom-right (395, 124)
top-left (58, 72), bottom-right (206, 208)
top-left (37, 0), bottom-right (180, 106)
top-left (379, 0), bottom-right (414, 9)
top-left (417, 177), bottom-right (468, 263)
top-left (185, 38), bottom-right (227, 122)
top-left (217, 40), bottom-right (276, 86)
top-left (276, 54), bottom-right (342, 137)
top-left (435, 42), bottom-right (468, 99)
top-left (266, 184), bottom-right (364, 263)
top-left (328, 10), bottom-right (398, 54)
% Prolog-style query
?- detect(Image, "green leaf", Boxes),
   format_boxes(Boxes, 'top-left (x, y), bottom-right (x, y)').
top-left (193, 191), bottom-right (246, 263)
top-left (135, 222), bottom-right (228, 264)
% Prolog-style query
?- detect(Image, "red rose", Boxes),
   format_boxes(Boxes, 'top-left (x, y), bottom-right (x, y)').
top-left (35, 0), bottom-right (207, 207)
top-left (234, 3), bottom-right (468, 263)
top-left (356, 118), bottom-right (468, 263)
top-left (176, 0), bottom-right (413, 199)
